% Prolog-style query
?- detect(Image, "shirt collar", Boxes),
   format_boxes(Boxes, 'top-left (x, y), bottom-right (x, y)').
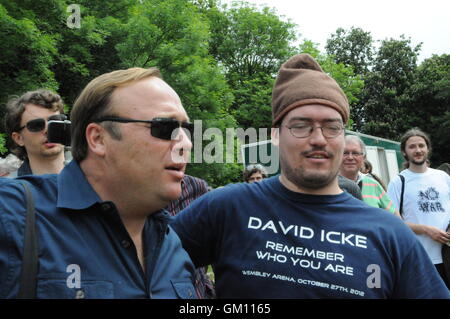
top-left (356, 172), bottom-right (366, 184)
top-left (57, 160), bottom-right (102, 210)
top-left (17, 158), bottom-right (33, 176)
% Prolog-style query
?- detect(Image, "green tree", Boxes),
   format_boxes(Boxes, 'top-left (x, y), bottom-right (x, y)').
top-left (326, 27), bottom-right (374, 76)
top-left (0, 3), bottom-right (59, 130)
top-left (361, 36), bottom-right (421, 140)
top-left (403, 54), bottom-right (450, 165)
top-left (325, 27), bottom-right (375, 131)
top-left (202, 0), bottom-right (297, 129)
top-left (0, 133), bottom-right (7, 155)
top-left (115, 0), bottom-right (239, 187)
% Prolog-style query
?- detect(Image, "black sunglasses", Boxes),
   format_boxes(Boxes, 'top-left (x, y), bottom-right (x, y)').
top-left (94, 116), bottom-right (194, 141)
top-left (19, 114), bottom-right (67, 132)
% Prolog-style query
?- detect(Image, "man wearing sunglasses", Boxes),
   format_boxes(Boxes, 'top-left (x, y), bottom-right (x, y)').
top-left (4, 89), bottom-right (67, 177)
top-left (0, 67), bottom-right (196, 298)
top-left (172, 54), bottom-right (449, 298)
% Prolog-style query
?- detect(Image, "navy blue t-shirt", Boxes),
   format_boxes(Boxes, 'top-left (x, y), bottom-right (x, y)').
top-left (172, 176), bottom-right (450, 298)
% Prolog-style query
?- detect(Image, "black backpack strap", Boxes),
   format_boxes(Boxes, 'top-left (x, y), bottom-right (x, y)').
top-left (399, 174), bottom-right (405, 217)
top-left (17, 182), bottom-right (39, 299)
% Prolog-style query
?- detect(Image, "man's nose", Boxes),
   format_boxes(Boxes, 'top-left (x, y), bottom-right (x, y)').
top-left (171, 128), bottom-right (192, 163)
top-left (308, 126), bottom-right (327, 145)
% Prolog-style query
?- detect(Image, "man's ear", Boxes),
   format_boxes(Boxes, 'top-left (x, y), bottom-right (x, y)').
top-left (85, 123), bottom-right (107, 157)
top-left (11, 132), bottom-right (24, 147)
top-left (271, 127), bottom-right (280, 147)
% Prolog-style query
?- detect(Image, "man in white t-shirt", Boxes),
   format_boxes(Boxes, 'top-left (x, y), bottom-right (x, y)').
top-left (387, 128), bottom-right (450, 288)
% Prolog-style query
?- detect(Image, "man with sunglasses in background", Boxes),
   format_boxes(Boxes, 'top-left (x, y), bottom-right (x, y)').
top-left (0, 67), bottom-right (197, 298)
top-left (4, 89), bottom-right (67, 177)
top-left (172, 53), bottom-right (449, 298)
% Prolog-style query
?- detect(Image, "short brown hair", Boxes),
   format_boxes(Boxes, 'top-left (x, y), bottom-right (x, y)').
top-left (70, 67), bottom-right (161, 162)
top-left (400, 128), bottom-right (432, 168)
top-left (243, 164), bottom-right (268, 182)
top-left (4, 89), bottom-right (64, 160)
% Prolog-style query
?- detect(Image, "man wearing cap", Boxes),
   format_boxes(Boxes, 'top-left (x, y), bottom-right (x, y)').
top-left (172, 54), bottom-right (449, 298)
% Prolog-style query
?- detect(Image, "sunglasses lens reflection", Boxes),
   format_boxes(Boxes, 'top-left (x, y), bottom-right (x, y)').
top-left (151, 120), bottom-right (194, 141)
top-left (26, 118), bottom-right (46, 132)
top-left (23, 114), bottom-right (66, 132)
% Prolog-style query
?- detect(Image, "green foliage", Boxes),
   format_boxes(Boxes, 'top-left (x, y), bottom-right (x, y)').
top-left (204, 1), bottom-right (297, 129)
top-left (209, 1), bottom-right (296, 78)
top-left (326, 27), bottom-right (374, 75)
top-left (403, 54), bottom-right (450, 166)
top-left (0, 133), bottom-right (7, 155)
top-left (0, 3), bottom-right (59, 132)
top-left (361, 36), bottom-right (421, 140)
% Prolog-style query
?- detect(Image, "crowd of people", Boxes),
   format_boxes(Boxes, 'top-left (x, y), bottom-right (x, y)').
top-left (0, 53), bottom-right (449, 299)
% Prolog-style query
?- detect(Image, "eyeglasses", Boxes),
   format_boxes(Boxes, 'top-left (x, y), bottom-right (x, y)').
top-left (284, 123), bottom-right (344, 139)
top-left (19, 114), bottom-right (67, 132)
top-left (343, 151), bottom-right (364, 157)
top-left (94, 116), bottom-right (194, 141)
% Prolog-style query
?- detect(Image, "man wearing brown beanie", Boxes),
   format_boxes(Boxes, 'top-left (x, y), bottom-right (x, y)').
top-left (172, 54), bottom-right (449, 298)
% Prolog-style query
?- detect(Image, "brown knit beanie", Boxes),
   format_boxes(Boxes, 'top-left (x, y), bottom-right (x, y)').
top-left (272, 53), bottom-right (349, 126)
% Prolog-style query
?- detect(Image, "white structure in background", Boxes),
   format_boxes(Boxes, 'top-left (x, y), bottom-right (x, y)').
top-left (241, 130), bottom-right (402, 186)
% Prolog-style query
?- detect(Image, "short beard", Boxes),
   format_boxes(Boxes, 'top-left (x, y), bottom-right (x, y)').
top-left (41, 145), bottom-right (64, 158)
top-left (405, 154), bottom-right (428, 167)
top-left (280, 155), bottom-right (339, 190)
top-left (411, 158), bottom-right (427, 166)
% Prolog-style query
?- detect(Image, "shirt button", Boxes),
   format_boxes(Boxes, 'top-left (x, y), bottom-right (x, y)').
top-left (75, 289), bottom-right (85, 299)
top-left (121, 239), bottom-right (131, 248)
top-left (101, 202), bottom-right (112, 212)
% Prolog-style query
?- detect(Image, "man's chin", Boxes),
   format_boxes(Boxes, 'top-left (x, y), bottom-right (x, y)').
top-left (287, 171), bottom-right (338, 190)
top-left (411, 159), bottom-right (427, 166)
top-left (41, 145), bottom-right (64, 157)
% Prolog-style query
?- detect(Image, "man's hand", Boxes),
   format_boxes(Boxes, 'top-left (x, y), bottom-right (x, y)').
top-left (423, 225), bottom-right (450, 244)
top-left (406, 222), bottom-right (450, 244)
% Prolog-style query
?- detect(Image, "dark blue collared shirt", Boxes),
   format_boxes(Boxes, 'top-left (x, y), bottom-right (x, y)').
top-left (0, 161), bottom-right (196, 299)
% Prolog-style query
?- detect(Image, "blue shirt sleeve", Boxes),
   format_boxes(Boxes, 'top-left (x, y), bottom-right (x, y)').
top-left (0, 180), bottom-right (28, 298)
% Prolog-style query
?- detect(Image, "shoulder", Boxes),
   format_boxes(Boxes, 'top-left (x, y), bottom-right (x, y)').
top-left (0, 178), bottom-right (29, 204)
top-left (387, 173), bottom-right (404, 190)
top-left (428, 168), bottom-right (450, 180)
top-left (0, 174), bottom-right (57, 213)
top-left (361, 175), bottom-right (383, 190)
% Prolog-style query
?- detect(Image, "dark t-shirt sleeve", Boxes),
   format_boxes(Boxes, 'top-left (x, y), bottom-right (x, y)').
top-left (171, 191), bottom-right (220, 268)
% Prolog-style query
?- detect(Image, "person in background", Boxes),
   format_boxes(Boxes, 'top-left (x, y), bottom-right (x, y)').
top-left (361, 159), bottom-right (387, 191)
top-left (4, 89), bottom-right (67, 177)
top-left (243, 164), bottom-right (268, 183)
top-left (172, 53), bottom-right (449, 298)
top-left (387, 128), bottom-right (450, 289)
top-left (340, 135), bottom-right (397, 215)
top-left (166, 174), bottom-right (216, 298)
